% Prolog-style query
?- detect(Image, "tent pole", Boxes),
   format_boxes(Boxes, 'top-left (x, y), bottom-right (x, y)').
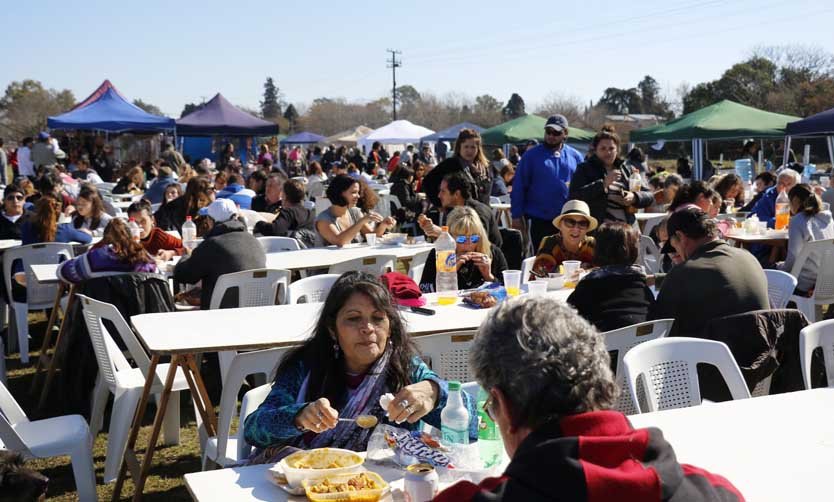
top-left (827, 136), bottom-right (834, 167)
top-left (783, 136), bottom-right (791, 168)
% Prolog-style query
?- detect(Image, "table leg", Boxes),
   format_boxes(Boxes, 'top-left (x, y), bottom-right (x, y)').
top-left (36, 286), bottom-right (76, 409)
top-left (112, 355), bottom-right (160, 502)
top-left (29, 283), bottom-right (66, 394)
top-left (182, 354), bottom-right (217, 436)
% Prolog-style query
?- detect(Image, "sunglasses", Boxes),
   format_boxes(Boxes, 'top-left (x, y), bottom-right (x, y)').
top-left (5, 195), bottom-right (24, 201)
top-left (545, 129), bottom-right (564, 136)
top-left (561, 217), bottom-right (590, 229)
top-left (455, 234), bottom-right (480, 244)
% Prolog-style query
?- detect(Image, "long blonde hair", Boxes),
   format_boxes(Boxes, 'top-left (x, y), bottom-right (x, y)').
top-left (448, 206), bottom-right (491, 257)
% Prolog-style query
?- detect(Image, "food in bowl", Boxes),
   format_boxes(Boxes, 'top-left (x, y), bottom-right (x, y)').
top-left (303, 471), bottom-right (388, 502)
top-left (278, 448), bottom-right (364, 488)
top-left (381, 233), bottom-right (407, 245)
top-left (307, 472), bottom-right (382, 493)
top-left (546, 273), bottom-right (565, 290)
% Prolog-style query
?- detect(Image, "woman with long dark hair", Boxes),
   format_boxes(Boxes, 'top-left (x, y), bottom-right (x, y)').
top-left (244, 272), bottom-right (476, 460)
top-left (21, 194), bottom-right (92, 245)
top-left (112, 165), bottom-right (145, 195)
top-left (781, 183), bottom-right (834, 295)
top-left (154, 175), bottom-right (215, 232)
top-left (72, 184), bottom-right (112, 234)
top-left (422, 128), bottom-right (493, 206)
top-left (315, 175), bottom-right (395, 247)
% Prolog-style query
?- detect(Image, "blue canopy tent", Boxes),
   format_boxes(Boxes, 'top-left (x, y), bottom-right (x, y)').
top-left (421, 121), bottom-right (483, 142)
top-left (280, 131), bottom-right (326, 144)
top-left (784, 107), bottom-right (834, 167)
top-left (48, 80), bottom-right (175, 133)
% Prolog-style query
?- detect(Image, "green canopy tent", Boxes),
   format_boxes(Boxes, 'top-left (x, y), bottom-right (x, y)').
top-left (480, 114), bottom-right (595, 145)
top-left (630, 100), bottom-right (800, 179)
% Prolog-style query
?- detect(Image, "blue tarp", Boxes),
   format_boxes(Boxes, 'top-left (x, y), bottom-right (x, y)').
top-left (421, 121), bottom-right (483, 142)
top-left (176, 93), bottom-right (279, 136)
top-left (787, 108), bottom-right (834, 136)
top-left (48, 81), bottom-right (174, 132)
top-left (280, 131), bottom-right (326, 144)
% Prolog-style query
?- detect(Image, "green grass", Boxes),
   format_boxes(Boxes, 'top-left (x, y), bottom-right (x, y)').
top-left (5, 312), bottom-right (228, 501)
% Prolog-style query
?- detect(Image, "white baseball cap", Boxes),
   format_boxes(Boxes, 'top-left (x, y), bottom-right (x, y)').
top-left (200, 198), bottom-right (238, 222)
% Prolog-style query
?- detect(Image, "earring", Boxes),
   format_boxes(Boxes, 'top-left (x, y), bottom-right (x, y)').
top-left (332, 341), bottom-right (340, 358)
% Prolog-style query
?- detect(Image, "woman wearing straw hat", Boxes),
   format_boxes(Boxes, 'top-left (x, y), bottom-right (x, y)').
top-left (530, 200), bottom-right (596, 280)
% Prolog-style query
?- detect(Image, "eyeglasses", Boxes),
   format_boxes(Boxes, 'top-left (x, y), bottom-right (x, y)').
top-left (482, 392), bottom-right (495, 421)
top-left (560, 217), bottom-right (590, 229)
top-left (4, 195), bottom-right (23, 201)
top-left (545, 129), bottom-right (564, 137)
top-left (455, 234), bottom-right (480, 244)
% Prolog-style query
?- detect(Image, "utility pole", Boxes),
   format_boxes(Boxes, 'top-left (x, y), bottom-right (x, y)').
top-left (386, 49), bottom-right (402, 121)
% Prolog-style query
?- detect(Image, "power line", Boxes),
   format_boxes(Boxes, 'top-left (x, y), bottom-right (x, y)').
top-left (386, 49), bottom-right (402, 120)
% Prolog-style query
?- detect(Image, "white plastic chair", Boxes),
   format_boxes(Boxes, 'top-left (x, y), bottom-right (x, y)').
top-left (414, 331), bottom-right (476, 383)
top-left (602, 319), bottom-right (674, 415)
top-left (408, 249), bottom-right (432, 282)
top-left (77, 294), bottom-right (189, 483)
top-left (329, 254), bottom-right (396, 276)
top-left (257, 236), bottom-right (302, 253)
top-left (641, 215), bottom-right (665, 237)
top-left (2, 243), bottom-right (74, 363)
top-left (203, 347), bottom-right (291, 469)
top-left (799, 319), bottom-right (834, 390)
top-left (0, 380), bottom-right (96, 501)
top-left (638, 235), bottom-right (662, 275)
top-left (287, 274), bottom-right (341, 304)
top-left (520, 256), bottom-right (536, 284)
top-left (209, 269), bottom-right (291, 384)
top-left (307, 182), bottom-right (325, 200)
top-left (623, 337), bottom-right (751, 413)
top-left (302, 200), bottom-right (316, 211)
top-left (0, 336), bottom-right (6, 385)
top-left (315, 196), bottom-right (332, 216)
top-left (787, 238), bottom-right (834, 322)
top-left (764, 269), bottom-right (798, 309)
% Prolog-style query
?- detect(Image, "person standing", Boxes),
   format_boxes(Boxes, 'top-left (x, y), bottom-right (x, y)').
top-left (422, 128), bottom-right (493, 207)
top-left (17, 137), bottom-right (35, 179)
top-left (511, 115), bottom-right (584, 250)
top-left (0, 138), bottom-right (7, 185)
top-left (160, 141), bottom-right (184, 174)
top-left (31, 132), bottom-right (57, 171)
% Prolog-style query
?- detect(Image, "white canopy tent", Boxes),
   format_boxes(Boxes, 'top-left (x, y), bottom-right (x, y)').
top-left (324, 125), bottom-right (374, 146)
top-left (357, 120), bottom-right (435, 153)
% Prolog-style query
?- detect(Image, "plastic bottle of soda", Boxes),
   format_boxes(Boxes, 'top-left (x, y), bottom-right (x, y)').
top-left (775, 189), bottom-right (790, 230)
top-left (182, 215), bottom-right (197, 250)
top-left (127, 217), bottom-right (141, 241)
top-left (435, 226), bottom-right (458, 305)
top-left (441, 381), bottom-right (469, 446)
top-left (477, 387), bottom-right (502, 467)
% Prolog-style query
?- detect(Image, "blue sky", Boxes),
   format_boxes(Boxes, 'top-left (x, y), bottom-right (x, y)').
top-left (3, 0), bottom-right (834, 117)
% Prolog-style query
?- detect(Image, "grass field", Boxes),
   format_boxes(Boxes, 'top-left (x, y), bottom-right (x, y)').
top-left (5, 312), bottom-right (222, 501)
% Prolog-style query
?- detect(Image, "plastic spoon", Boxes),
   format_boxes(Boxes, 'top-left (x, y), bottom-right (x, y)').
top-left (338, 415), bottom-right (379, 429)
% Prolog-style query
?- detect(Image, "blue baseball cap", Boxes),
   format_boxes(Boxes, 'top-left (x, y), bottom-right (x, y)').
top-left (38, 131), bottom-right (50, 140)
top-left (545, 114), bottom-right (569, 132)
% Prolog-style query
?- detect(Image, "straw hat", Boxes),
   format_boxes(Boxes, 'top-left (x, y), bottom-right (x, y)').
top-left (552, 200), bottom-right (598, 232)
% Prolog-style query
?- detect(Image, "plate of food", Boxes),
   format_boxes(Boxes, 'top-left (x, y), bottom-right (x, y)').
top-left (303, 471), bottom-right (390, 502)
top-left (274, 448), bottom-right (364, 489)
top-left (379, 233), bottom-right (407, 246)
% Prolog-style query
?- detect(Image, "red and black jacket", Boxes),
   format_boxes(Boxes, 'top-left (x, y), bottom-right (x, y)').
top-left (433, 410), bottom-right (744, 502)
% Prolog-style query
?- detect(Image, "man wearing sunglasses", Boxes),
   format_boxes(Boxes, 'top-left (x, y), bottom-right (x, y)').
top-left (0, 184), bottom-right (30, 241)
top-left (511, 114), bottom-right (584, 251)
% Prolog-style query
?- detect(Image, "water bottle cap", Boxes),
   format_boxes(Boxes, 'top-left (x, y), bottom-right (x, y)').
top-left (441, 226), bottom-right (449, 232)
top-left (128, 217), bottom-right (135, 222)
top-left (448, 381), bottom-right (461, 391)
top-left (186, 216), bottom-right (192, 221)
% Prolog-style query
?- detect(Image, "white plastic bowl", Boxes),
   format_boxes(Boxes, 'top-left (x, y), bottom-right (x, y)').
top-left (546, 273), bottom-right (565, 290)
top-left (275, 448), bottom-right (364, 488)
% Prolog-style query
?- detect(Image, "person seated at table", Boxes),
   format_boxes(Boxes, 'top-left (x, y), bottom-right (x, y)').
top-left (70, 157), bottom-right (104, 184)
top-left (213, 171), bottom-right (227, 192)
top-left (71, 184), bottom-right (112, 234)
top-left (567, 222), bottom-right (655, 332)
top-left (155, 175), bottom-right (215, 233)
top-left (216, 173), bottom-right (255, 210)
top-left (649, 207), bottom-right (768, 337)
top-left (434, 296), bottom-right (744, 502)
top-left (57, 218), bottom-right (159, 284)
top-left (316, 174), bottom-right (395, 247)
top-left (306, 161), bottom-right (327, 185)
top-left (243, 272), bottom-right (478, 459)
top-left (712, 173), bottom-right (744, 213)
top-left (389, 165), bottom-right (422, 225)
top-left (417, 172), bottom-right (502, 247)
top-left (30, 167), bottom-right (74, 210)
top-left (419, 206), bottom-right (507, 293)
top-left (112, 164), bottom-right (145, 195)
top-left (356, 177), bottom-right (380, 214)
top-left (247, 169), bottom-right (268, 198)
top-left (668, 180), bottom-right (719, 215)
top-left (142, 165), bottom-right (178, 205)
top-left (127, 199), bottom-right (184, 261)
top-left (173, 198), bottom-right (265, 309)
top-left (162, 182), bottom-right (183, 206)
top-left (21, 194), bottom-right (91, 246)
top-left (0, 184), bottom-right (32, 240)
top-left (751, 169), bottom-right (800, 228)
top-left (530, 200), bottom-right (596, 280)
top-left (254, 179), bottom-right (315, 239)
top-left (779, 184), bottom-right (834, 296)
top-left (740, 171), bottom-right (776, 212)
top-left (250, 172), bottom-right (285, 214)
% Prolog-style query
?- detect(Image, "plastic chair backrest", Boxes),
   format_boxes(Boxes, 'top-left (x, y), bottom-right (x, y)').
top-left (302, 200), bottom-right (316, 211)
top-left (489, 196), bottom-right (501, 205)
top-left (799, 320), bottom-right (834, 389)
top-left (237, 384), bottom-right (273, 460)
top-left (288, 274), bottom-right (341, 304)
top-left (602, 319), bottom-right (674, 415)
top-left (3, 243), bottom-right (73, 307)
top-left (307, 182), bottom-right (325, 200)
top-left (623, 337), bottom-right (751, 413)
top-left (329, 255), bottom-right (396, 276)
top-left (76, 295), bottom-right (153, 377)
top-left (0, 381), bottom-right (30, 453)
top-left (258, 236), bottom-right (302, 253)
top-left (209, 269), bottom-right (291, 309)
top-left (315, 196), bottom-right (332, 216)
top-left (408, 249), bottom-right (432, 282)
top-left (414, 331), bottom-right (476, 383)
top-left (638, 235), bottom-right (661, 275)
top-left (641, 216), bottom-right (665, 238)
top-left (461, 381), bottom-right (482, 402)
top-left (520, 256), bottom-right (536, 285)
top-left (789, 238), bottom-right (834, 304)
top-left (216, 348), bottom-right (291, 462)
top-left (764, 269), bottom-right (798, 309)
top-left (389, 194), bottom-right (402, 211)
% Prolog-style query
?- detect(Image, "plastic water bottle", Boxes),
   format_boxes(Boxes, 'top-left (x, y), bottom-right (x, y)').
top-left (435, 226), bottom-right (458, 305)
top-left (735, 159), bottom-right (754, 184)
top-left (127, 217), bottom-right (141, 241)
top-left (477, 387), bottom-right (502, 467)
top-left (775, 189), bottom-right (790, 230)
top-left (182, 215), bottom-right (197, 250)
top-left (441, 381), bottom-right (469, 446)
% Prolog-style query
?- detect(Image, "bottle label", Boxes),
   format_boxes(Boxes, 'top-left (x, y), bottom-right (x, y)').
top-left (436, 250), bottom-right (457, 274)
top-left (441, 425), bottom-right (469, 445)
top-left (477, 410), bottom-right (498, 440)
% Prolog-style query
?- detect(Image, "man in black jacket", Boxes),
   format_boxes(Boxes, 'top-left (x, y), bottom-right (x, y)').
top-left (0, 184), bottom-right (30, 240)
top-left (174, 198), bottom-right (266, 309)
top-left (418, 171), bottom-right (502, 247)
top-left (254, 179), bottom-right (314, 238)
top-left (250, 172), bottom-right (285, 214)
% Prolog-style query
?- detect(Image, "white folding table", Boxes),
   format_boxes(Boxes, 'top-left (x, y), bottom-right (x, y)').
top-left (263, 243), bottom-right (434, 272)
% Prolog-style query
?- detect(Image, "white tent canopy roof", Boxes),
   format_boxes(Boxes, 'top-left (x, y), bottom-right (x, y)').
top-left (325, 125), bottom-right (374, 145)
top-left (357, 120), bottom-right (435, 152)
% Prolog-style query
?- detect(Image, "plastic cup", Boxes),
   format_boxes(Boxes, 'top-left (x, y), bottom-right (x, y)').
top-left (562, 260), bottom-right (581, 288)
top-left (365, 233), bottom-right (377, 246)
top-left (502, 270), bottom-right (522, 297)
top-left (527, 280), bottom-right (548, 297)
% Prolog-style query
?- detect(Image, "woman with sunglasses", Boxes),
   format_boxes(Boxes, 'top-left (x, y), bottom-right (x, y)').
top-left (419, 206), bottom-right (507, 292)
top-left (530, 200), bottom-right (596, 280)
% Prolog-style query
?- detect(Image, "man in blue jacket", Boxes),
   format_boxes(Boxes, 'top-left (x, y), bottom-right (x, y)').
top-left (511, 115), bottom-right (584, 250)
